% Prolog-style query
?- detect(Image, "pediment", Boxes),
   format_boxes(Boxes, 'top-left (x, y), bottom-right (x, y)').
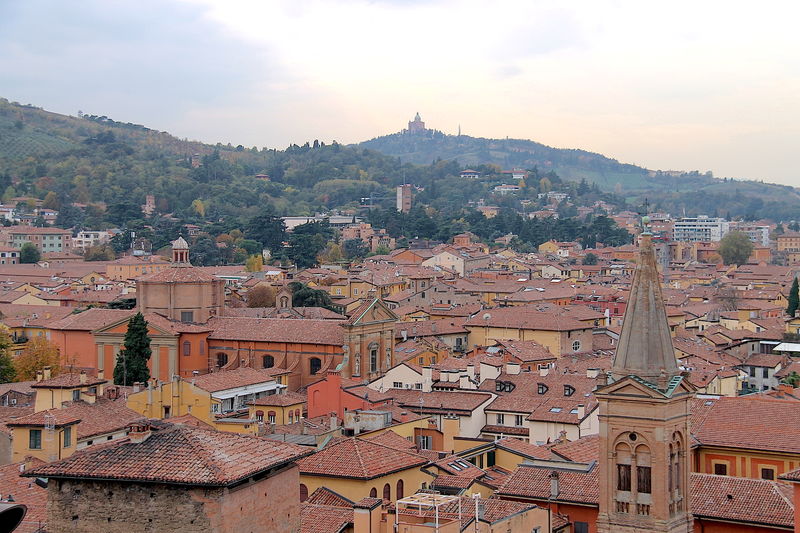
top-left (349, 299), bottom-right (398, 326)
top-left (94, 315), bottom-right (175, 337)
top-left (598, 376), bottom-right (666, 399)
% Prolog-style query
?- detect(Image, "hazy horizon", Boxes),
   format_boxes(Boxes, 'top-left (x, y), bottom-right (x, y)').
top-left (2, 0), bottom-right (798, 187)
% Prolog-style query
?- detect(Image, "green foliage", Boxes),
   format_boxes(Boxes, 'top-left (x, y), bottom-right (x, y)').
top-left (343, 239), bottom-right (369, 259)
top-left (84, 244), bottom-right (116, 261)
top-left (107, 297), bottom-right (137, 310)
top-left (0, 329), bottom-right (14, 383)
top-left (113, 313), bottom-right (152, 386)
top-left (787, 277), bottom-right (799, 318)
top-left (19, 242), bottom-right (40, 263)
top-left (782, 371), bottom-right (800, 387)
top-left (189, 235), bottom-right (223, 266)
top-left (245, 214), bottom-right (287, 253)
top-left (718, 231), bottom-right (754, 265)
top-left (583, 253), bottom-right (598, 265)
top-left (288, 282), bottom-right (336, 310)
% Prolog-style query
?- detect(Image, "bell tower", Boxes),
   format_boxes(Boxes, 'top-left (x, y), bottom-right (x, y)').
top-left (596, 218), bottom-right (694, 533)
top-left (172, 236), bottom-right (190, 264)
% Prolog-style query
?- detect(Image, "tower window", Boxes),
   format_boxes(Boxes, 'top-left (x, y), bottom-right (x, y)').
top-left (637, 466), bottom-right (652, 494)
top-left (370, 346), bottom-right (378, 373)
top-left (310, 357), bottom-right (321, 375)
top-left (714, 463), bottom-right (727, 476)
top-left (617, 464), bottom-right (631, 491)
top-left (263, 355), bottom-right (274, 368)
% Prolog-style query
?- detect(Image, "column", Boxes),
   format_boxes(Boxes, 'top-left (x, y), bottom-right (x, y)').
top-left (151, 344), bottom-right (160, 382)
top-left (168, 345), bottom-right (177, 380)
top-left (97, 343), bottom-right (105, 372)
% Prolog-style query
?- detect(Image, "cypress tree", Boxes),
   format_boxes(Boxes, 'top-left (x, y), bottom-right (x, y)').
top-left (788, 277), bottom-right (800, 318)
top-left (113, 313), bottom-right (152, 386)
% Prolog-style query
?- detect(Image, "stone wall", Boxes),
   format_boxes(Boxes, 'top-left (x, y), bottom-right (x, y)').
top-left (46, 464), bottom-right (301, 533)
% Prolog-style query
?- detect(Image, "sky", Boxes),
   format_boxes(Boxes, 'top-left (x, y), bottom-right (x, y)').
top-left (1, 0), bottom-right (798, 186)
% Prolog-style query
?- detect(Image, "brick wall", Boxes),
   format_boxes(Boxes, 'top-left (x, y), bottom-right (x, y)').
top-left (46, 464), bottom-right (301, 533)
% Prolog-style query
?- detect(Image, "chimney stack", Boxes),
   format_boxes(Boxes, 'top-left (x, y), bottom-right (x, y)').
top-left (35, 371), bottom-right (43, 382)
top-left (577, 404), bottom-right (585, 419)
top-left (422, 367), bottom-right (433, 393)
top-left (586, 368), bottom-right (600, 379)
top-left (79, 370), bottom-right (87, 384)
top-left (128, 422), bottom-right (152, 444)
top-left (506, 362), bottom-right (521, 375)
top-left (539, 366), bottom-right (549, 377)
top-left (42, 367), bottom-right (51, 380)
top-left (466, 364), bottom-right (475, 381)
top-left (330, 413), bottom-right (338, 430)
top-left (550, 471), bottom-right (560, 498)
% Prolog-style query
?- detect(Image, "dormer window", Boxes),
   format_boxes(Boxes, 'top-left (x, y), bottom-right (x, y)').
top-left (564, 385), bottom-right (575, 397)
top-left (537, 383), bottom-right (549, 395)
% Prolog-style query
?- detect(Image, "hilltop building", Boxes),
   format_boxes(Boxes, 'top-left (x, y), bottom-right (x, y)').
top-left (406, 112), bottom-right (426, 134)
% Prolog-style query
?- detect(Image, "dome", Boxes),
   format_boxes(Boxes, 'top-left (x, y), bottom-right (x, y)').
top-left (171, 236), bottom-right (189, 250)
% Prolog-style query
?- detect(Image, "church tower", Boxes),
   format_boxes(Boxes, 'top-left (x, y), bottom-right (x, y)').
top-left (596, 218), bottom-right (694, 533)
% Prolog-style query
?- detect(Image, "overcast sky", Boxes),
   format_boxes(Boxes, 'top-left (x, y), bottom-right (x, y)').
top-left (1, 0), bottom-right (798, 185)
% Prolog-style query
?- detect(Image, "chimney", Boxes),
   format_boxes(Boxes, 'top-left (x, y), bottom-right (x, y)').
top-left (586, 368), bottom-right (600, 379)
top-left (132, 382), bottom-right (141, 394)
top-left (597, 371), bottom-right (608, 387)
top-left (79, 371), bottom-right (87, 384)
top-left (577, 404), bottom-right (585, 419)
top-left (401, 330), bottom-right (408, 342)
top-left (330, 413), bottom-right (338, 430)
top-left (35, 371), bottom-right (43, 382)
top-left (422, 367), bottom-right (433, 393)
top-left (549, 471), bottom-right (560, 498)
top-left (539, 366), bottom-right (549, 377)
top-left (128, 422), bottom-right (152, 444)
top-left (506, 362), bottom-right (521, 375)
top-left (466, 364), bottom-right (475, 381)
top-left (42, 367), bottom-right (51, 380)
top-left (459, 374), bottom-right (469, 389)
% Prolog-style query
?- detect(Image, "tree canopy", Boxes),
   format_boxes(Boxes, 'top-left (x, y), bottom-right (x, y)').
top-left (113, 313), bottom-right (152, 386)
top-left (718, 231), bottom-right (754, 265)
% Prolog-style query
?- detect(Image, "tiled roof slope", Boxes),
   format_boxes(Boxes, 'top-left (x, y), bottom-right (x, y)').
top-left (301, 504), bottom-right (352, 533)
top-left (549, 434), bottom-right (600, 463)
top-left (7, 399), bottom-right (145, 440)
top-left (31, 372), bottom-right (106, 389)
top-left (26, 423), bottom-right (311, 486)
top-left (691, 473), bottom-right (794, 528)
top-left (692, 396), bottom-right (800, 454)
top-left (0, 459), bottom-right (47, 533)
top-left (191, 367), bottom-right (281, 393)
top-left (296, 437), bottom-right (427, 480)
top-left (496, 464), bottom-right (599, 505)
top-left (208, 317), bottom-right (345, 345)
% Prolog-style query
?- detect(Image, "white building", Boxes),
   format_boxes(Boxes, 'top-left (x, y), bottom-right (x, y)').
top-left (73, 230), bottom-right (114, 252)
top-left (730, 223), bottom-right (771, 247)
top-left (673, 216), bottom-right (730, 242)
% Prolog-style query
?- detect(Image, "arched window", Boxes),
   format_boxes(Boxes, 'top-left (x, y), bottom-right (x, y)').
top-left (295, 409), bottom-right (301, 420)
top-left (636, 444), bottom-right (652, 495)
top-left (310, 357), bottom-right (321, 375)
top-left (279, 295), bottom-right (290, 308)
top-left (263, 355), bottom-right (274, 368)
top-left (267, 411), bottom-right (276, 424)
top-left (383, 483), bottom-right (391, 501)
top-left (396, 479), bottom-right (404, 499)
top-left (182, 341), bottom-right (191, 357)
top-left (216, 352), bottom-right (228, 368)
top-left (300, 484), bottom-right (308, 502)
top-left (289, 411), bottom-right (294, 424)
top-left (369, 487), bottom-right (377, 498)
top-left (255, 410), bottom-right (264, 422)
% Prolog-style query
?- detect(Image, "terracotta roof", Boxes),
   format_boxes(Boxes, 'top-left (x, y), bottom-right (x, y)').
top-left (494, 437), bottom-right (552, 460)
top-left (8, 398), bottom-right (145, 440)
top-left (431, 474), bottom-right (475, 489)
top-left (692, 396), bottom-right (800, 454)
top-left (296, 437), bottom-right (427, 480)
top-left (496, 464), bottom-right (599, 505)
top-left (249, 390), bottom-right (305, 407)
top-left (46, 308), bottom-right (135, 331)
top-left (26, 423), bottom-right (311, 486)
top-left (0, 459), bottom-right (47, 533)
top-left (382, 389), bottom-right (493, 414)
top-left (208, 317), bottom-right (345, 345)
top-left (300, 504), bottom-right (352, 533)
top-left (0, 380), bottom-right (36, 397)
top-left (464, 307), bottom-right (589, 331)
top-left (305, 486), bottom-right (354, 507)
top-left (137, 265), bottom-right (217, 282)
top-left (191, 368), bottom-right (280, 393)
top-left (691, 473), bottom-right (794, 528)
top-left (363, 429), bottom-right (417, 451)
top-left (549, 435), bottom-right (600, 463)
top-left (31, 372), bottom-right (107, 389)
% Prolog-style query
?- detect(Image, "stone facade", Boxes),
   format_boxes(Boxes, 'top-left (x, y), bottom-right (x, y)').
top-left (45, 464), bottom-right (301, 533)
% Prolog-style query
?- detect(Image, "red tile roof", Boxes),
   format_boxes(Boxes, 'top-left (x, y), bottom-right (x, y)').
top-left (26, 422), bottom-right (311, 486)
top-left (296, 437), bottom-right (427, 480)
top-left (496, 464), bottom-right (599, 505)
top-left (691, 473), bottom-right (794, 528)
top-left (305, 486), bottom-right (354, 507)
top-left (249, 391), bottom-right (306, 407)
top-left (363, 429), bottom-right (417, 451)
top-left (47, 308), bottom-right (135, 331)
top-left (0, 459), bottom-right (47, 533)
top-left (7, 398), bottom-right (145, 440)
top-left (300, 504), bottom-right (353, 533)
top-left (692, 396), bottom-right (800, 454)
top-left (464, 307), bottom-right (589, 331)
top-left (208, 317), bottom-right (345, 345)
top-left (191, 367), bottom-right (280, 393)
top-left (494, 437), bottom-right (552, 460)
top-left (31, 372), bottom-right (107, 389)
top-left (549, 435), bottom-right (599, 463)
top-left (137, 265), bottom-right (218, 282)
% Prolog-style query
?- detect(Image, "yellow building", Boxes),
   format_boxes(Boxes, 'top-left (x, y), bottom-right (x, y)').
top-left (126, 376), bottom-right (219, 425)
top-left (247, 391), bottom-right (306, 425)
top-left (32, 370), bottom-right (107, 412)
top-left (297, 437), bottom-right (432, 503)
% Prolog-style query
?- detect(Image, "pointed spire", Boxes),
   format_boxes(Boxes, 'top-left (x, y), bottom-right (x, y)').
top-left (611, 230), bottom-right (678, 383)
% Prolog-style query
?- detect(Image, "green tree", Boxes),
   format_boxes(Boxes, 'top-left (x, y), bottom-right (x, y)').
top-left (113, 313), bottom-right (152, 386)
top-left (0, 327), bottom-right (14, 383)
top-left (84, 244), bottom-right (116, 261)
top-left (582, 252), bottom-right (598, 265)
top-left (788, 277), bottom-right (799, 318)
top-left (245, 214), bottom-right (287, 253)
top-left (288, 282), bottom-right (336, 310)
top-left (782, 371), bottom-right (800, 387)
top-left (718, 231), bottom-right (754, 265)
top-left (20, 242), bottom-right (41, 263)
top-left (343, 239), bottom-right (369, 259)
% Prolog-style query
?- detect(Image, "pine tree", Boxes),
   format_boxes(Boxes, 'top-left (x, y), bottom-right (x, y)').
top-left (788, 277), bottom-right (800, 318)
top-left (113, 313), bottom-right (152, 386)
